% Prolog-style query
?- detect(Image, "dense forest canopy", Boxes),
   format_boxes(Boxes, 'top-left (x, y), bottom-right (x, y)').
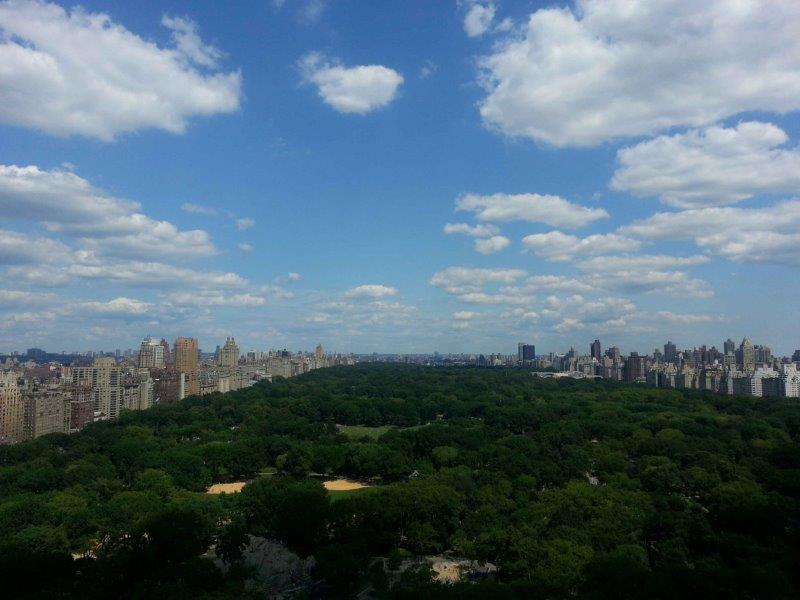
top-left (1, 364), bottom-right (798, 598)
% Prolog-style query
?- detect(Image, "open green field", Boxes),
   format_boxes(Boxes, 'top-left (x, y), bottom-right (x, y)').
top-left (336, 424), bottom-right (395, 440)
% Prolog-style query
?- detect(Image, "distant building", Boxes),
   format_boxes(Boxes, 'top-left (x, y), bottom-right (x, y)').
top-left (138, 337), bottom-right (164, 369)
top-left (218, 337), bottom-right (240, 367)
top-left (724, 338), bottom-right (736, 356)
top-left (590, 339), bottom-right (602, 361)
top-left (24, 389), bottom-right (69, 439)
top-left (625, 353), bottom-right (646, 382)
top-left (0, 372), bottom-right (24, 444)
top-left (64, 357), bottom-right (123, 420)
top-left (664, 341), bottom-right (678, 364)
top-left (739, 337), bottom-right (755, 372)
top-left (518, 343), bottom-right (535, 363)
top-left (174, 337), bottom-right (199, 396)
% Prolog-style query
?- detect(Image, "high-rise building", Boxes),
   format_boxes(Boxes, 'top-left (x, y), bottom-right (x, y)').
top-left (739, 337), bottom-right (755, 372)
top-left (24, 389), bottom-right (69, 439)
top-left (590, 339), bottom-right (602, 361)
top-left (0, 372), bottom-right (24, 444)
top-left (174, 337), bottom-right (199, 396)
top-left (664, 341), bottom-right (677, 364)
top-left (218, 337), bottom-right (240, 367)
top-left (138, 337), bottom-right (164, 369)
top-left (64, 357), bottom-right (123, 420)
top-left (625, 352), bottom-right (647, 382)
top-left (160, 339), bottom-right (172, 366)
top-left (724, 338), bottom-right (736, 356)
top-left (518, 343), bottom-right (535, 363)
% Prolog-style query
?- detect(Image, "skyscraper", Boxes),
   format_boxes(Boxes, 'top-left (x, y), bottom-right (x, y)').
top-left (664, 341), bottom-right (677, 364)
top-left (739, 337), bottom-right (755, 372)
top-left (218, 337), bottom-right (240, 367)
top-left (138, 337), bottom-right (164, 369)
top-left (160, 338), bottom-right (172, 366)
top-left (590, 339), bottom-right (601, 361)
top-left (518, 343), bottom-right (535, 363)
top-left (724, 338), bottom-right (736, 356)
top-left (174, 337), bottom-right (199, 396)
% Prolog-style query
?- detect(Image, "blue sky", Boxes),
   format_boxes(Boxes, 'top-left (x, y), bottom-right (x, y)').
top-left (1, 0), bottom-right (800, 355)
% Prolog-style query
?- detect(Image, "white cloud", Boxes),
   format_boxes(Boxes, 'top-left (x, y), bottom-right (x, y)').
top-left (235, 217), bottom-right (255, 231)
top-left (477, 0), bottom-right (800, 146)
top-left (612, 122), bottom-right (800, 208)
top-left (443, 222), bottom-right (500, 237)
top-left (622, 201), bottom-right (800, 266)
top-left (522, 230), bottom-right (640, 261)
top-left (274, 272), bottom-right (302, 284)
top-left (0, 164), bottom-right (216, 259)
top-left (181, 202), bottom-right (218, 215)
top-left (0, 290), bottom-right (55, 307)
top-left (419, 60), bottom-right (438, 80)
top-left (453, 310), bottom-right (478, 320)
top-left (429, 266), bottom-right (527, 296)
top-left (344, 284), bottom-right (399, 299)
top-left (474, 235), bottom-right (510, 254)
top-left (0, 229), bottom-right (71, 265)
top-left (579, 254), bottom-right (710, 272)
top-left (457, 193), bottom-right (608, 228)
top-left (300, 52), bottom-right (404, 114)
top-left (163, 291), bottom-right (266, 307)
top-left (76, 297), bottom-right (154, 317)
top-left (656, 311), bottom-right (717, 324)
top-left (577, 254), bottom-right (713, 298)
top-left (464, 3), bottom-right (495, 38)
top-left (0, 1), bottom-right (241, 140)
top-left (9, 260), bottom-right (247, 289)
top-left (161, 15), bottom-right (222, 69)
top-left (238, 243), bottom-right (254, 252)
top-left (299, 0), bottom-right (325, 25)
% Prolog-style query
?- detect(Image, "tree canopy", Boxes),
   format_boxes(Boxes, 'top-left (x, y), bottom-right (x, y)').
top-left (1, 364), bottom-right (798, 598)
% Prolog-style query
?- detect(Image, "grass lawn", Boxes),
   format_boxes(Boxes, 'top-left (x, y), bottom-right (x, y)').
top-left (336, 424), bottom-right (395, 440)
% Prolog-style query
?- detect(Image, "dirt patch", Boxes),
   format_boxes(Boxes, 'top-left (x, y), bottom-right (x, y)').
top-left (206, 481), bottom-right (247, 494)
top-left (323, 478), bottom-right (369, 491)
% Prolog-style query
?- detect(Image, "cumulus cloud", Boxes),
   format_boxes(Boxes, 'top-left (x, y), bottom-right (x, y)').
top-left (344, 284), bottom-right (399, 299)
top-left (463, 2), bottom-right (496, 38)
top-left (429, 266), bottom-right (527, 296)
top-left (612, 122), bottom-right (800, 208)
top-left (9, 259), bottom-right (247, 289)
top-left (576, 254), bottom-right (713, 298)
top-left (0, 229), bottom-right (72, 265)
top-left (76, 297), bottom-right (154, 317)
top-left (0, 1), bottom-right (241, 140)
top-left (0, 164), bottom-right (216, 259)
top-left (443, 222), bottom-right (500, 237)
top-left (474, 235), bottom-right (510, 255)
top-left (300, 52), bottom-right (403, 114)
top-left (0, 290), bottom-right (55, 307)
top-left (457, 193), bottom-right (608, 228)
top-left (622, 201), bottom-right (800, 266)
top-left (237, 243), bottom-right (254, 252)
top-left (477, 0), bottom-right (800, 146)
top-left (522, 230), bottom-right (640, 261)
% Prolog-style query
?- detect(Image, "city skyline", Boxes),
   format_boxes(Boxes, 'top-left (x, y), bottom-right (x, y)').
top-left (2, 1), bottom-right (800, 354)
